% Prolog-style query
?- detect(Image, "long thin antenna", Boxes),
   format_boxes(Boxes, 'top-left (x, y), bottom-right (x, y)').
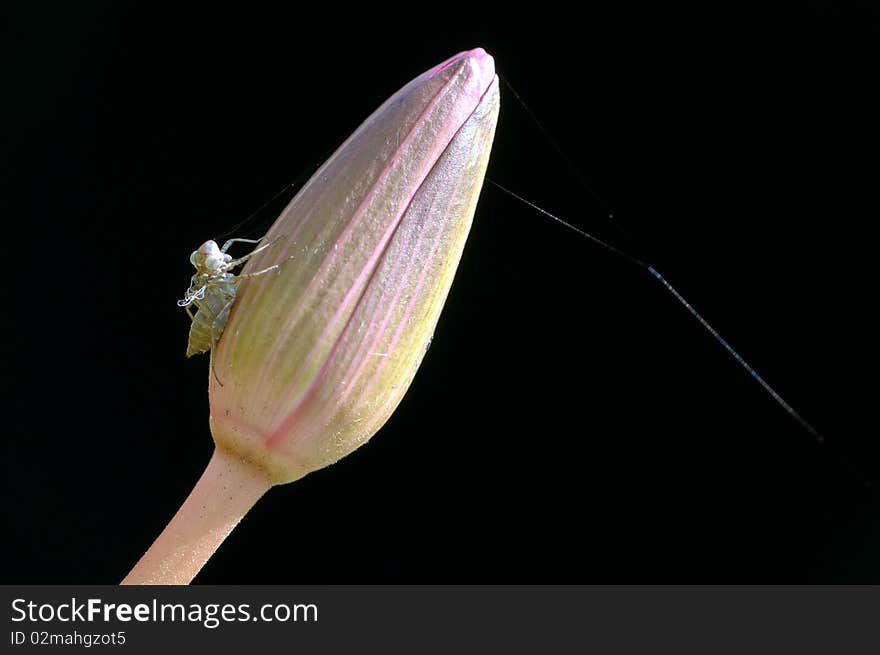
top-left (213, 139), bottom-right (347, 242)
top-left (486, 179), bottom-right (647, 269)
top-left (213, 180), bottom-right (301, 242)
top-left (487, 178), bottom-right (824, 443)
top-left (500, 76), bottom-right (611, 215)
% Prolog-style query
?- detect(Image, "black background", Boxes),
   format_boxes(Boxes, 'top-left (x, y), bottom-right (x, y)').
top-left (5, 3), bottom-right (878, 583)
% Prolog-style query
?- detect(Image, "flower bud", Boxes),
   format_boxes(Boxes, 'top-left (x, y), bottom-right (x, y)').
top-left (210, 48), bottom-right (500, 484)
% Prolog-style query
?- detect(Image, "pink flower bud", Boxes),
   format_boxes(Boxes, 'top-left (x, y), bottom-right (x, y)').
top-left (211, 48), bottom-right (499, 483)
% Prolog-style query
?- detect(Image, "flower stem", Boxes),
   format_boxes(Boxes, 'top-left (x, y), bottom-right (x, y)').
top-left (121, 446), bottom-right (272, 585)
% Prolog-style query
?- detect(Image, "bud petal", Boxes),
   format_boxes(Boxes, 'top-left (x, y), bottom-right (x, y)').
top-left (211, 48), bottom-right (500, 483)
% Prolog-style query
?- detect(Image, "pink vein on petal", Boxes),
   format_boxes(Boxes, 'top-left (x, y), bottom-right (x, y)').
top-left (264, 172), bottom-right (424, 451)
top-left (334, 184), bottom-right (446, 409)
top-left (238, 70), bottom-right (464, 406)
top-left (293, 76), bottom-right (496, 449)
top-left (263, 70), bottom-right (481, 437)
top-left (364, 94), bottom-right (494, 433)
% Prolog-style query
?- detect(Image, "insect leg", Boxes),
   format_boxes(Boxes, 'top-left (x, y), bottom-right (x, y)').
top-left (237, 253), bottom-right (301, 280)
top-left (238, 262), bottom-right (283, 278)
top-left (226, 234), bottom-right (285, 269)
top-left (209, 342), bottom-right (222, 386)
top-left (185, 304), bottom-right (195, 321)
top-left (220, 237), bottom-right (264, 253)
top-left (208, 296), bottom-right (237, 387)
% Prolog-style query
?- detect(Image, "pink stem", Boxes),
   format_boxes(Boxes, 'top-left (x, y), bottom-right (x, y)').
top-left (121, 447), bottom-right (272, 585)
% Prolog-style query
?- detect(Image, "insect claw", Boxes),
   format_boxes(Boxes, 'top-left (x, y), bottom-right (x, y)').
top-left (209, 347), bottom-right (224, 387)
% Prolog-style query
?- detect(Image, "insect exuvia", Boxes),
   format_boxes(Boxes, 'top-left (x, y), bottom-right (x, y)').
top-left (178, 236), bottom-right (281, 383)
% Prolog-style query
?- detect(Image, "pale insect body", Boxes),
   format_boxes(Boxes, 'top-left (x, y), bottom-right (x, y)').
top-left (178, 237), bottom-right (281, 382)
